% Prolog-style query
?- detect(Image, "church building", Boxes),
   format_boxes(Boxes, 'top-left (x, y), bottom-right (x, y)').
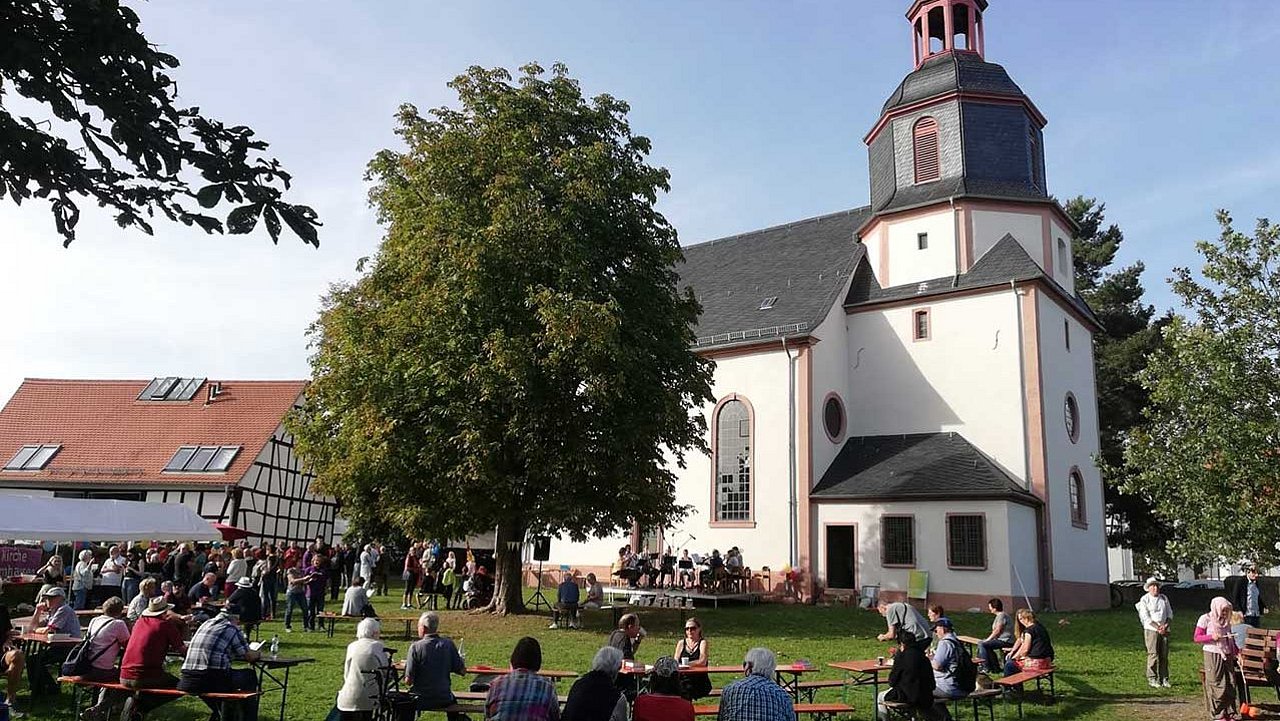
top-left (551, 0), bottom-right (1109, 610)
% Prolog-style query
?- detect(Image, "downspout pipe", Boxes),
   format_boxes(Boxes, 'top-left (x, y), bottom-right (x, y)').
top-left (782, 337), bottom-right (799, 569)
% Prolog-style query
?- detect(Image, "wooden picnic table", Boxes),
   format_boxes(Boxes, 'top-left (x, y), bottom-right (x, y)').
top-left (956, 634), bottom-right (985, 652)
top-left (829, 659), bottom-right (892, 713)
top-left (466, 665), bottom-right (579, 680)
top-left (619, 661), bottom-right (818, 701)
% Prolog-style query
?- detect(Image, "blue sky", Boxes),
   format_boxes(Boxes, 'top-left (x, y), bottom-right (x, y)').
top-left (2, 0), bottom-right (1278, 400)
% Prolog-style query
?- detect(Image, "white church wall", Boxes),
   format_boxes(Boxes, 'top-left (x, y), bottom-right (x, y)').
top-left (1035, 294), bottom-right (1109, 588)
top-left (1048, 218), bottom-right (1075, 294)
top-left (546, 347), bottom-right (798, 577)
top-left (883, 210), bottom-right (958, 288)
top-left (812, 500), bottom-right (1019, 602)
top-left (1007, 503), bottom-right (1043, 599)
top-left (810, 283), bottom-right (853, 481)
top-left (845, 291), bottom-right (1028, 484)
top-left (972, 209), bottom-right (1045, 269)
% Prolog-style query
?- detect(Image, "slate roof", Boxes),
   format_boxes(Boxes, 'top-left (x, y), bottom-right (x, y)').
top-left (844, 233), bottom-right (1101, 328)
top-left (679, 207), bottom-right (871, 349)
top-left (873, 176), bottom-right (1049, 216)
top-left (0, 379), bottom-right (306, 487)
top-left (881, 51), bottom-right (1026, 114)
top-left (811, 431), bottom-right (1039, 503)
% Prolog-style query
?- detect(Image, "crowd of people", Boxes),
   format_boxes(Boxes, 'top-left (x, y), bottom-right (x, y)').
top-left (335, 608), bottom-right (798, 721)
top-left (871, 598), bottom-right (1053, 721)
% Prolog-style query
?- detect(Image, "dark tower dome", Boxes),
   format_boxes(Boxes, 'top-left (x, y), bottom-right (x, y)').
top-left (866, 0), bottom-right (1051, 216)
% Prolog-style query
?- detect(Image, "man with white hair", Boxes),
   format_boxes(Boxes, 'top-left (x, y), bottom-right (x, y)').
top-left (337, 618), bottom-right (387, 720)
top-left (717, 647), bottom-right (793, 721)
top-left (562, 646), bottom-right (627, 720)
top-left (405, 611), bottom-right (466, 719)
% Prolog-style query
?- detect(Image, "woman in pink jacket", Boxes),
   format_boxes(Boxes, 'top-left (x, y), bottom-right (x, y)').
top-left (1195, 596), bottom-right (1241, 721)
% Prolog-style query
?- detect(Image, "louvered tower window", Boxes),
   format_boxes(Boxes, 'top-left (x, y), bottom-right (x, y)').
top-left (913, 117), bottom-right (940, 184)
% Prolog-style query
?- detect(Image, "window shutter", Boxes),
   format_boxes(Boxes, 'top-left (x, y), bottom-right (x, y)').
top-left (913, 118), bottom-right (940, 183)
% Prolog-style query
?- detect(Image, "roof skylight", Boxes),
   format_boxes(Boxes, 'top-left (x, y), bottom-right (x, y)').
top-left (164, 445), bottom-right (241, 473)
top-left (138, 377), bottom-right (206, 402)
top-left (758, 296), bottom-right (778, 310)
top-left (4, 444), bottom-right (61, 471)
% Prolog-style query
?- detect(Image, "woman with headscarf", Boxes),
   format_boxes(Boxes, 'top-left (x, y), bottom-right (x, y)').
top-left (1195, 596), bottom-right (1241, 721)
top-left (634, 656), bottom-right (694, 721)
top-left (562, 646), bottom-right (627, 721)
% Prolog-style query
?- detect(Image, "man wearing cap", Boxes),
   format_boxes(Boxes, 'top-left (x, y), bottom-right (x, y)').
top-left (1135, 577), bottom-right (1172, 688)
top-left (1233, 566), bottom-right (1267, 628)
top-left (120, 596), bottom-right (188, 719)
top-left (929, 618), bottom-right (967, 703)
top-left (178, 605), bottom-right (261, 720)
top-left (33, 586), bottom-right (81, 637)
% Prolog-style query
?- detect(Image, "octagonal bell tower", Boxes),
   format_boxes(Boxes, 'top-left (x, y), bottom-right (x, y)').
top-left (859, 0), bottom-right (1072, 292)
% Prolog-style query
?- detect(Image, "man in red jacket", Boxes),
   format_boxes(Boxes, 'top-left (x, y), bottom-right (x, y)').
top-left (119, 596), bottom-right (187, 719)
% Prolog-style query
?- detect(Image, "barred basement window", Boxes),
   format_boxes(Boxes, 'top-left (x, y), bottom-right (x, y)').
top-left (714, 398), bottom-right (752, 522)
top-left (946, 514), bottom-right (986, 569)
top-left (882, 516), bottom-right (916, 567)
top-left (913, 117), bottom-right (940, 184)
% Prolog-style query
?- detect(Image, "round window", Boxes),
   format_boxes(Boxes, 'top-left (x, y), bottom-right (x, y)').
top-left (1064, 393), bottom-right (1080, 443)
top-left (823, 395), bottom-right (845, 442)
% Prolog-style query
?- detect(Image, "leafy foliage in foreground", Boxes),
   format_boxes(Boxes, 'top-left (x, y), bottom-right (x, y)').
top-left (0, 1), bottom-right (318, 246)
top-left (1123, 211), bottom-right (1280, 566)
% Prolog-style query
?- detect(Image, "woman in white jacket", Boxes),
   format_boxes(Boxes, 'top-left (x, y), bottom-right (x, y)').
top-left (336, 618), bottom-right (387, 720)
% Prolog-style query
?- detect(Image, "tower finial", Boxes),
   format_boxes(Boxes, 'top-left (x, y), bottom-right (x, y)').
top-left (907, 0), bottom-right (987, 68)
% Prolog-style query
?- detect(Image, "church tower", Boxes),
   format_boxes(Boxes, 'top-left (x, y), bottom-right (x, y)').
top-left (858, 0), bottom-right (1076, 296)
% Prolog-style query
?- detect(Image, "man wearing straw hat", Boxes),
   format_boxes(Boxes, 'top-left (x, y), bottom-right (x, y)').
top-left (119, 596), bottom-right (188, 719)
top-left (1135, 577), bottom-right (1172, 688)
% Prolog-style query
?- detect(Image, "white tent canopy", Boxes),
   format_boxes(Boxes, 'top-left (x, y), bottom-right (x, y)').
top-left (0, 495), bottom-right (220, 541)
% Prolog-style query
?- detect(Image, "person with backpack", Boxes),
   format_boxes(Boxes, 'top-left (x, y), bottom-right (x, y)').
top-left (74, 597), bottom-right (131, 720)
top-left (930, 617), bottom-right (975, 706)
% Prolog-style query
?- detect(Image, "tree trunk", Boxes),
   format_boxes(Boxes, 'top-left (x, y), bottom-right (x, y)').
top-left (487, 520), bottom-right (527, 615)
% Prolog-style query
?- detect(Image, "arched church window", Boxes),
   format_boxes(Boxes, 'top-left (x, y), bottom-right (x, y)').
top-left (1069, 468), bottom-right (1086, 526)
top-left (913, 117), bottom-right (940, 184)
top-left (714, 397), bottom-right (752, 522)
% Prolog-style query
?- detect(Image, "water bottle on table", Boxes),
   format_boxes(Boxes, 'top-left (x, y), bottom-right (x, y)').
top-left (270, 634), bottom-right (280, 659)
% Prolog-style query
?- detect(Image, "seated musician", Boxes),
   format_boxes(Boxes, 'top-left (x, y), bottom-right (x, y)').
top-left (677, 550), bottom-right (695, 589)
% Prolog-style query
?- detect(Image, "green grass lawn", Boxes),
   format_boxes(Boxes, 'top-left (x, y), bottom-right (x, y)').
top-left (13, 585), bottom-right (1216, 720)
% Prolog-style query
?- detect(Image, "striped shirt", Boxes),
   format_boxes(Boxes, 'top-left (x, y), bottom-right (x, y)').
top-left (717, 674), bottom-right (794, 721)
top-left (484, 669), bottom-right (560, 721)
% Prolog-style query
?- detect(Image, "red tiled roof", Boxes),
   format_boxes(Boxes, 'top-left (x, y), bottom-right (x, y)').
top-left (0, 378), bottom-right (307, 487)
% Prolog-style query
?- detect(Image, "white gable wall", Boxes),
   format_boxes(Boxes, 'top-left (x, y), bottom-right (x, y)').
top-left (809, 280), bottom-right (854, 482)
top-left (972, 209), bottom-right (1044, 270)
top-left (845, 290), bottom-right (1028, 485)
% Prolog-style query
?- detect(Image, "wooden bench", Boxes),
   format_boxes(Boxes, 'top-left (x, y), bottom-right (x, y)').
top-left (59, 675), bottom-right (261, 717)
top-left (797, 679), bottom-right (846, 701)
top-left (993, 668), bottom-right (1055, 719)
top-left (695, 702), bottom-right (854, 719)
top-left (1240, 627), bottom-right (1280, 703)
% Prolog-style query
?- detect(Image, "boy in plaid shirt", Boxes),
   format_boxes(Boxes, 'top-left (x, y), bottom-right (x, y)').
top-left (177, 604), bottom-right (261, 720)
top-left (485, 637), bottom-right (559, 720)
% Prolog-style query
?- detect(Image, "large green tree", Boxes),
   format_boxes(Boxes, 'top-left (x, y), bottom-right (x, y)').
top-left (289, 63), bottom-right (714, 614)
top-left (1062, 197), bottom-right (1170, 564)
top-left (1, 0), bottom-right (318, 246)
top-left (1122, 211), bottom-right (1280, 566)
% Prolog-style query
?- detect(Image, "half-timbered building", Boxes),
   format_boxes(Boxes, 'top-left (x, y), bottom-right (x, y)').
top-left (0, 377), bottom-right (336, 544)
